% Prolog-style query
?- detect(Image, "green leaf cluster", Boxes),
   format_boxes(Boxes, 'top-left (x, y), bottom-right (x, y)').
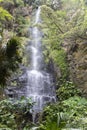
top-left (0, 7), bottom-right (12, 21)
top-left (57, 81), bottom-right (82, 101)
top-left (38, 96), bottom-right (87, 129)
top-left (0, 36), bottom-right (24, 86)
top-left (0, 97), bottom-right (33, 129)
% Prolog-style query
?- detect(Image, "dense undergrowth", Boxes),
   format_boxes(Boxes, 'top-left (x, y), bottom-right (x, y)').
top-left (0, 97), bottom-right (33, 129)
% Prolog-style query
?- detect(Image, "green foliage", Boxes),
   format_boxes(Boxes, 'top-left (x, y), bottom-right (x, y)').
top-left (0, 0), bottom-right (14, 14)
top-left (0, 0), bottom-right (3, 2)
top-left (13, 0), bottom-right (24, 7)
top-left (6, 37), bottom-right (19, 58)
top-left (41, 5), bottom-right (68, 78)
top-left (0, 0), bottom-right (29, 86)
top-left (57, 81), bottom-right (82, 101)
top-left (6, 36), bottom-right (23, 70)
top-left (50, 49), bottom-right (68, 77)
top-left (16, 16), bottom-right (26, 25)
top-left (16, 0), bottom-right (24, 6)
top-left (0, 97), bottom-right (33, 129)
top-left (0, 7), bottom-right (12, 21)
top-left (41, 5), bottom-right (65, 33)
top-left (39, 96), bottom-right (87, 129)
top-left (41, 0), bottom-right (87, 86)
top-left (38, 105), bottom-right (66, 130)
top-left (0, 36), bottom-right (24, 86)
top-left (35, 1), bottom-right (87, 129)
top-left (61, 96), bottom-right (87, 128)
top-left (43, 42), bottom-right (68, 78)
top-left (15, 16), bottom-right (30, 36)
top-left (24, 0), bottom-right (35, 6)
top-left (0, 0), bottom-right (13, 30)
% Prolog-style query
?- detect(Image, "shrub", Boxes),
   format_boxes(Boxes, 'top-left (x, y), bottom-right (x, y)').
top-left (0, 97), bottom-right (33, 129)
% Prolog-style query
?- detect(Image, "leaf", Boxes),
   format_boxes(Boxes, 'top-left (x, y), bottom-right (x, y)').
top-left (0, 7), bottom-right (13, 21)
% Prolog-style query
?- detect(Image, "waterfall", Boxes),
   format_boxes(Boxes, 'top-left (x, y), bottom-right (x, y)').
top-left (26, 7), bottom-right (56, 122)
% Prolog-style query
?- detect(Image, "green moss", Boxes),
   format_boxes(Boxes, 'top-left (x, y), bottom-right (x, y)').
top-left (50, 49), bottom-right (68, 77)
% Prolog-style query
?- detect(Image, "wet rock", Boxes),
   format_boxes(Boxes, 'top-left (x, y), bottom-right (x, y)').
top-left (18, 73), bottom-right (27, 84)
top-left (5, 87), bottom-right (17, 98)
top-left (46, 59), bottom-right (61, 82)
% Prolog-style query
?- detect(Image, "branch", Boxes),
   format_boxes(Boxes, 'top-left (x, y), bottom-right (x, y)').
top-left (47, 13), bottom-right (64, 34)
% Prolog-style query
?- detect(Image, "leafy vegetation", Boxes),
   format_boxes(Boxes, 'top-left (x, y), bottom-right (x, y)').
top-left (41, 5), bottom-right (68, 79)
top-left (0, 97), bottom-right (33, 129)
top-left (38, 96), bottom-right (87, 130)
top-left (0, 36), bottom-right (24, 86)
top-left (0, 0), bottom-right (30, 86)
top-left (0, 7), bottom-right (12, 21)
top-left (57, 81), bottom-right (82, 101)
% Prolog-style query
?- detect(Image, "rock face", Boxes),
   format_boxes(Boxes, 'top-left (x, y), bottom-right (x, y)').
top-left (67, 40), bottom-right (87, 94)
top-left (5, 66), bottom-right (28, 98)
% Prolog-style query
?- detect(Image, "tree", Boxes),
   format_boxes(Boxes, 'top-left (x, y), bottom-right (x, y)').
top-left (0, 36), bottom-right (23, 86)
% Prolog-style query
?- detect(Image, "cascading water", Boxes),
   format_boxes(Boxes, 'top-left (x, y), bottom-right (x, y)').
top-left (26, 7), bottom-right (56, 122)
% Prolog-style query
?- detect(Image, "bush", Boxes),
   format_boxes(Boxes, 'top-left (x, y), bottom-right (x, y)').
top-left (0, 36), bottom-right (24, 86)
top-left (57, 81), bottom-right (82, 101)
top-left (38, 96), bottom-right (87, 130)
top-left (0, 97), bottom-right (33, 129)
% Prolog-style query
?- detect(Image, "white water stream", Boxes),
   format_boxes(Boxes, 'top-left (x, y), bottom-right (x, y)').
top-left (26, 7), bottom-right (56, 122)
